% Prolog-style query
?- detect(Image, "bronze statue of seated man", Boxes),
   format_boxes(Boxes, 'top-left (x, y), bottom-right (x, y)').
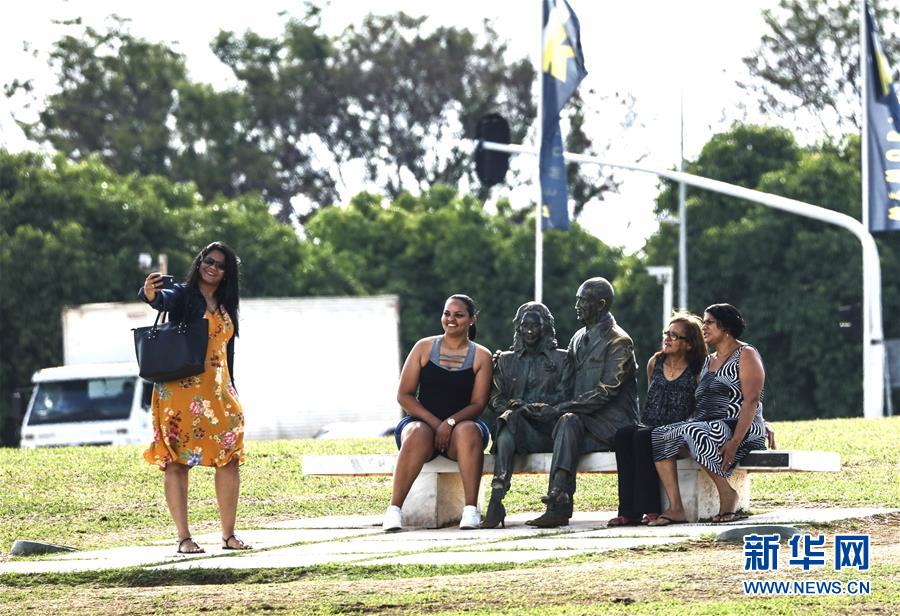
top-left (482, 278), bottom-right (640, 529)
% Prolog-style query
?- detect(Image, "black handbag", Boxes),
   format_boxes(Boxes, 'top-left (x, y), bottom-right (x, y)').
top-left (133, 310), bottom-right (209, 383)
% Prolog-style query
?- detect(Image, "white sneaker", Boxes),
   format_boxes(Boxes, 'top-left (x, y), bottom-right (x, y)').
top-left (459, 505), bottom-right (480, 530)
top-left (383, 505), bottom-right (402, 532)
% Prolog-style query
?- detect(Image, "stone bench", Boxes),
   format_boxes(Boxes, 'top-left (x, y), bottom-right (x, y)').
top-left (301, 450), bottom-right (841, 528)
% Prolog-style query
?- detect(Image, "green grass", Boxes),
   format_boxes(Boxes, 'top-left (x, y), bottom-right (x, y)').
top-left (0, 417), bottom-right (897, 553)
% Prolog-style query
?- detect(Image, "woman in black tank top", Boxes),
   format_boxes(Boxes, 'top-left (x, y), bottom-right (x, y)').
top-left (383, 295), bottom-right (492, 532)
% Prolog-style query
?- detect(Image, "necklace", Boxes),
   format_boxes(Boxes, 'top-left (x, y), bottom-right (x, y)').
top-left (711, 340), bottom-right (740, 369)
top-left (663, 359), bottom-right (688, 380)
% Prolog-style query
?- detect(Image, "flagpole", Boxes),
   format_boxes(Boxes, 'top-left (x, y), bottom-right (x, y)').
top-left (861, 0), bottom-right (869, 231)
top-left (860, 0), bottom-right (888, 418)
top-left (534, 0), bottom-right (545, 304)
top-left (678, 90), bottom-right (688, 309)
top-left (860, 0), bottom-right (874, 416)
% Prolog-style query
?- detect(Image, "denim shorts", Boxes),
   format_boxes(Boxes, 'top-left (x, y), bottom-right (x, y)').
top-left (394, 415), bottom-right (490, 453)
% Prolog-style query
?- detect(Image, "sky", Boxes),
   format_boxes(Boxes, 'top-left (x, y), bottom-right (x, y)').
top-left (0, 0), bottom-right (782, 254)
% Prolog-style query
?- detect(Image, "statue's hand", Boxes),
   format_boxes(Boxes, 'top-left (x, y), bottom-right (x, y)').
top-left (522, 403), bottom-right (559, 421)
top-left (491, 349), bottom-right (502, 370)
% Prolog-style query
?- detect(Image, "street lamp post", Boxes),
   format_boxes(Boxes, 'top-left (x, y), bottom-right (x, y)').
top-left (647, 265), bottom-right (674, 332)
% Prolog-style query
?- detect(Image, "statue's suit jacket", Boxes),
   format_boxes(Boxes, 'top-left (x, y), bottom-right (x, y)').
top-left (559, 314), bottom-right (640, 447)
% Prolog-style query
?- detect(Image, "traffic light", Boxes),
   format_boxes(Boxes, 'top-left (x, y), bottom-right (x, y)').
top-left (837, 303), bottom-right (862, 341)
top-left (474, 113), bottom-right (510, 187)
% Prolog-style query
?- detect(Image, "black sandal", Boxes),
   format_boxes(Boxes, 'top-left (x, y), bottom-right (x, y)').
top-left (177, 537), bottom-right (205, 554)
top-left (222, 534), bottom-right (252, 550)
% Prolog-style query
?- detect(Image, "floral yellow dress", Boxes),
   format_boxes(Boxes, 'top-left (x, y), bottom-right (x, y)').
top-left (143, 306), bottom-right (245, 469)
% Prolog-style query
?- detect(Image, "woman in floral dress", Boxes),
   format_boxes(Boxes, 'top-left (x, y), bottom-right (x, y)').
top-left (140, 242), bottom-right (251, 554)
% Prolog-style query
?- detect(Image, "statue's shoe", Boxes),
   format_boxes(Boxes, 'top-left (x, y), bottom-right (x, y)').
top-left (525, 510), bottom-right (570, 528)
top-left (480, 494), bottom-right (506, 529)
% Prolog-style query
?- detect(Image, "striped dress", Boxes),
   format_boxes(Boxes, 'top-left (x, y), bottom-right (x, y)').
top-left (651, 345), bottom-right (766, 477)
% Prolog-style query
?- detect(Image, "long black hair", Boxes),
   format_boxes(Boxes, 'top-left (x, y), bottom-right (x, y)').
top-left (186, 241), bottom-right (240, 336)
top-left (448, 294), bottom-right (479, 340)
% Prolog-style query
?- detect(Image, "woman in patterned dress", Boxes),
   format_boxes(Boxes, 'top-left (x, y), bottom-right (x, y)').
top-left (649, 304), bottom-right (769, 525)
top-left (140, 242), bottom-right (251, 554)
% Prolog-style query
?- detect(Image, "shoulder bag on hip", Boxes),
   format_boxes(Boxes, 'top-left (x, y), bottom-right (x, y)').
top-left (133, 311), bottom-right (209, 383)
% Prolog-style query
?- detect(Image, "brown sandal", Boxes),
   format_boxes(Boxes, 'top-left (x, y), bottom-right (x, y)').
top-left (177, 537), bottom-right (205, 554)
top-left (222, 534), bottom-right (252, 550)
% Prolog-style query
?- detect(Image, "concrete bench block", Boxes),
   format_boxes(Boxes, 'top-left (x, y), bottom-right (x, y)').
top-left (403, 472), bottom-right (485, 528)
top-left (301, 449), bottom-right (839, 528)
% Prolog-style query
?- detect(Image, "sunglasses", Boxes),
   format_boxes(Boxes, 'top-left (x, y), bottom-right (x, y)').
top-left (662, 330), bottom-right (688, 341)
top-left (201, 256), bottom-right (226, 271)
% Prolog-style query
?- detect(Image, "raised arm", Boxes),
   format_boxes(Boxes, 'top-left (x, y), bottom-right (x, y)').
top-left (139, 273), bottom-right (184, 313)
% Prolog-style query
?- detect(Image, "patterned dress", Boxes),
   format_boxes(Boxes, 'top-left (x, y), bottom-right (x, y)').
top-left (651, 345), bottom-right (765, 477)
top-left (641, 354), bottom-right (696, 427)
top-left (143, 306), bottom-right (245, 469)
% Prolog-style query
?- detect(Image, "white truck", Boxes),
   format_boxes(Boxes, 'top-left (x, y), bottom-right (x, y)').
top-left (20, 296), bottom-right (403, 447)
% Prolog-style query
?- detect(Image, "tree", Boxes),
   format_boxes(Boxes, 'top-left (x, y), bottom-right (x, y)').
top-left (644, 123), bottom-right (900, 419)
top-left (7, 17), bottom-right (187, 177)
top-left (6, 10), bottom-right (618, 225)
top-left (326, 13), bottom-right (535, 203)
top-left (303, 184), bottom-right (625, 356)
top-left (0, 150), bottom-right (355, 444)
top-left (739, 0), bottom-right (900, 135)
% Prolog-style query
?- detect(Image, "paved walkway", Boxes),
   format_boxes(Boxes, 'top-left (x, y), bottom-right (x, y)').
top-left (1, 507), bottom-right (894, 575)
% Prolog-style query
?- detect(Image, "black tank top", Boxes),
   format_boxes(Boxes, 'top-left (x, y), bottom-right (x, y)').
top-left (416, 337), bottom-right (476, 420)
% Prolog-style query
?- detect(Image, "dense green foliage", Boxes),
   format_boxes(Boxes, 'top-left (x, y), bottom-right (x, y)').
top-left (4, 124), bottom-right (900, 438)
top-left (303, 187), bottom-right (628, 356)
top-left (4, 8), bottom-right (900, 439)
top-left (645, 125), bottom-right (900, 419)
top-left (0, 149), bottom-right (627, 442)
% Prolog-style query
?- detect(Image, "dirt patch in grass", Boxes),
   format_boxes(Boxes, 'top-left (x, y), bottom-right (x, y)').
top-left (1, 513), bottom-right (897, 615)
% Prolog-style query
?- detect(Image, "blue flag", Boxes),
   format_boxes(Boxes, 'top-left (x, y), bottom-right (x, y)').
top-left (865, 1), bottom-right (900, 232)
top-left (540, 0), bottom-right (587, 231)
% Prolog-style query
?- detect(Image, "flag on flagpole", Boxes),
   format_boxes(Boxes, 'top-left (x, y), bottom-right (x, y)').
top-left (540, 0), bottom-right (587, 231)
top-left (865, 1), bottom-right (900, 232)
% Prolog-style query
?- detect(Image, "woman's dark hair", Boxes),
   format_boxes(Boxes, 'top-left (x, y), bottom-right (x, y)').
top-left (186, 241), bottom-right (241, 336)
top-left (666, 312), bottom-right (707, 376)
top-left (704, 303), bottom-right (745, 338)
top-left (447, 294), bottom-right (479, 340)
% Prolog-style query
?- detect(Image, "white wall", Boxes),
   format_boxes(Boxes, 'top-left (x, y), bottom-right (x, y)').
top-left (62, 296), bottom-right (403, 439)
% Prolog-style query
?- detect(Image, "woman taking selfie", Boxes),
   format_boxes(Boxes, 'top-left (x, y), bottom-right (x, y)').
top-left (139, 241), bottom-right (251, 553)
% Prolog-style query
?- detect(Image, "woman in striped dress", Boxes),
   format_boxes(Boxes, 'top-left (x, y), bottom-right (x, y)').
top-left (649, 304), bottom-right (768, 525)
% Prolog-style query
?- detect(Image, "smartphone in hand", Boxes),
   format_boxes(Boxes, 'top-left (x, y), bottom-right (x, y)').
top-left (159, 275), bottom-right (175, 289)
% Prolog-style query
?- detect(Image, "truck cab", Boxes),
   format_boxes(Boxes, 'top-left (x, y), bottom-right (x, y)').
top-left (20, 362), bottom-right (152, 448)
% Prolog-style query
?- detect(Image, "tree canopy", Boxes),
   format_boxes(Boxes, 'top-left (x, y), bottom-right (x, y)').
top-left (646, 124), bottom-right (900, 419)
top-left (740, 0), bottom-right (900, 135)
top-left (0, 148), bottom-right (627, 443)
